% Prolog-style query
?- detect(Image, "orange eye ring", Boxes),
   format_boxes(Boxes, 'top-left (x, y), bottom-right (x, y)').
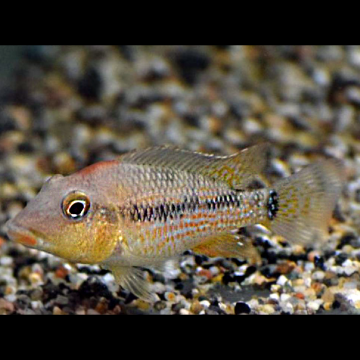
top-left (62, 192), bottom-right (91, 220)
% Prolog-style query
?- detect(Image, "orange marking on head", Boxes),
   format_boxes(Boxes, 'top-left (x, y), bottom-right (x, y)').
top-left (14, 233), bottom-right (37, 247)
top-left (77, 160), bottom-right (118, 177)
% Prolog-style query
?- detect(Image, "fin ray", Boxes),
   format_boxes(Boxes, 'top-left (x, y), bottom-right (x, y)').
top-left (265, 159), bottom-right (344, 246)
top-left (111, 266), bottom-right (158, 302)
top-left (119, 144), bottom-right (271, 188)
top-left (149, 258), bottom-right (179, 274)
top-left (193, 233), bottom-right (261, 265)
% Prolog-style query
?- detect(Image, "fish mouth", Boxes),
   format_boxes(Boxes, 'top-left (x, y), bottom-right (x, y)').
top-left (5, 220), bottom-right (44, 249)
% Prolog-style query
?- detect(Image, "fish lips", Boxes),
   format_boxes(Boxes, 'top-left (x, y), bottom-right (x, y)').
top-left (5, 219), bottom-right (42, 249)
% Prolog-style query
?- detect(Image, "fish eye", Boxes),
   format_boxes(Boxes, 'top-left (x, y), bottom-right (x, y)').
top-left (62, 192), bottom-right (91, 220)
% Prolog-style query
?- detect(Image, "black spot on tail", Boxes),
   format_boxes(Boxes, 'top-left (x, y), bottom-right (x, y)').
top-left (267, 190), bottom-right (279, 220)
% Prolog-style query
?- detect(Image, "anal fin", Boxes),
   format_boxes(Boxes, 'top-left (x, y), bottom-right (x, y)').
top-left (193, 233), bottom-right (261, 265)
top-left (110, 266), bottom-right (159, 302)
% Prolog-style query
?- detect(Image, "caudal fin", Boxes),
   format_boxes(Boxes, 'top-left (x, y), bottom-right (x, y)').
top-left (265, 159), bottom-right (344, 246)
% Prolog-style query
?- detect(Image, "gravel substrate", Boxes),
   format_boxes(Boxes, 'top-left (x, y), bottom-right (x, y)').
top-left (0, 45), bottom-right (359, 315)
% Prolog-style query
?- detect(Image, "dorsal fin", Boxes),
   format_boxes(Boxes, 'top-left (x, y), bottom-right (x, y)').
top-left (119, 144), bottom-right (271, 189)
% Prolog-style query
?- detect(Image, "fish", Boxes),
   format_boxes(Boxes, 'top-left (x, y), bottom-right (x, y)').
top-left (5, 144), bottom-right (344, 301)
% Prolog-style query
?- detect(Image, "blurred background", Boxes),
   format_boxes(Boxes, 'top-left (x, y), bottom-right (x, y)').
top-left (0, 45), bottom-right (359, 315)
top-left (0, 46), bottom-right (23, 83)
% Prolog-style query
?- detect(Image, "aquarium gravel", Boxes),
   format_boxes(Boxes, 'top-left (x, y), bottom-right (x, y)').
top-left (0, 45), bottom-right (360, 315)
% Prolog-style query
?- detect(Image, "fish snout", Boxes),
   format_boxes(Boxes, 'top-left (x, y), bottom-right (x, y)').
top-left (5, 219), bottom-right (38, 247)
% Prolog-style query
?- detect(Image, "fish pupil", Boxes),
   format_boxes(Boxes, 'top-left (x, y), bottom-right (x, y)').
top-left (69, 201), bottom-right (86, 217)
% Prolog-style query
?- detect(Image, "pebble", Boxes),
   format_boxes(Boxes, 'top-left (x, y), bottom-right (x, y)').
top-left (0, 298), bottom-right (15, 314)
top-left (312, 271), bottom-right (325, 281)
top-left (55, 295), bottom-right (69, 306)
top-left (234, 302), bottom-right (251, 315)
top-left (179, 309), bottom-right (190, 315)
top-left (53, 306), bottom-right (66, 315)
top-left (190, 300), bottom-right (203, 314)
top-left (260, 304), bottom-right (276, 315)
top-left (199, 300), bottom-right (211, 309)
top-left (164, 292), bottom-right (177, 302)
top-left (280, 302), bottom-right (294, 315)
top-left (0, 257), bottom-right (13, 266)
top-left (277, 275), bottom-right (289, 286)
top-left (307, 300), bottom-right (322, 312)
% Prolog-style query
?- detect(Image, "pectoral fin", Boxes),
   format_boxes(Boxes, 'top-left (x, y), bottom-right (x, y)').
top-left (193, 233), bottom-right (261, 265)
top-left (110, 266), bottom-right (158, 302)
top-left (149, 258), bottom-right (179, 274)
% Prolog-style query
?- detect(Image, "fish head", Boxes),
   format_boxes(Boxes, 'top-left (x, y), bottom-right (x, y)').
top-left (5, 169), bottom-right (121, 264)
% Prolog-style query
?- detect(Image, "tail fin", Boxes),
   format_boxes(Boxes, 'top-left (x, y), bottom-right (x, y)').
top-left (265, 159), bottom-right (344, 247)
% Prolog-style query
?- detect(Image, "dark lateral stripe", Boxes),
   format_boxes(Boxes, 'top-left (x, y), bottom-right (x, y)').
top-left (126, 191), bottom-right (247, 223)
top-left (127, 195), bottom-right (200, 223)
top-left (206, 191), bottom-right (243, 211)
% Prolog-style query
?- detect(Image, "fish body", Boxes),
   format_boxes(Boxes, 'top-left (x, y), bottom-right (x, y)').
top-left (5, 145), bottom-right (344, 301)
top-left (106, 164), bottom-right (267, 261)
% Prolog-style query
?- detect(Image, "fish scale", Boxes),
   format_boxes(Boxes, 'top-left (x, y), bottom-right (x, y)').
top-left (118, 165), bottom-right (269, 257)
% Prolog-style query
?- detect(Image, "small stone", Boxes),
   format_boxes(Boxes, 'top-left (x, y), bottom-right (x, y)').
top-left (280, 294), bottom-right (291, 302)
top-left (280, 302), bottom-right (294, 315)
top-left (269, 293), bottom-right (280, 302)
top-left (86, 309), bottom-right (100, 315)
top-left (4, 294), bottom-right (17, 303)
top-left (308, 251), bottom-right (320, 262)
top-left (53, 306), bottom-right (66, 315)
top-left (261, 304), bottom-right (276, 314)
top-left (293, 285), bottom-right (306, 294)
top-left (344, 281), bottom-right (358, 290)
top-left (152, 282), bottom-right (166, 294)
top-left (234, 302), bottom-right (251, 315)
top-left (304, 262), bottom-right (315, 272)
top-left (312, 271), bottom-right (325, 281)
top-left (190, 300), bottom-right (203, 315)
top-left (29, 272), bottom-right (44, 286)
top-left (307, 301), bottom-right (322, 312)
top-left (0, 237), bottom-right (6, 248)
top-left (270, 284), bottom-right (281, 293)
top-left (30, 289), bottom-right (43, 301)
top-left (199, 300), bottom-right (211, 309)
top-left (164, 292), bottom-right (176, 302)
top-left (95, 300), bottom-right (109, 314)
top-left (5, 285), bottom-right (16, 296)
top-left (55, 265), bottom-right (69, 279)
top-left (276, 261), bottom-right (296, 275)
top-left (75, 308), bottom-right (87, 315)
top-left (277, 275), bottom-right (288, 286)
top-left (197, 269), bottom-right (213, 280)
top-left (0, 299), bottom-right (15, 313)
top-left (30, 300), bottom-right (43, 310)
top-left (154, 301), bottom-right (167, 311)
top-left (304, 288), bottom-right (316, 300)
top-left (179, 309), bottom-right (190, 315)
top-left (0, 256), bottom-right (13, 266)
top-left (55, 295), bottom-right (69, 306)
